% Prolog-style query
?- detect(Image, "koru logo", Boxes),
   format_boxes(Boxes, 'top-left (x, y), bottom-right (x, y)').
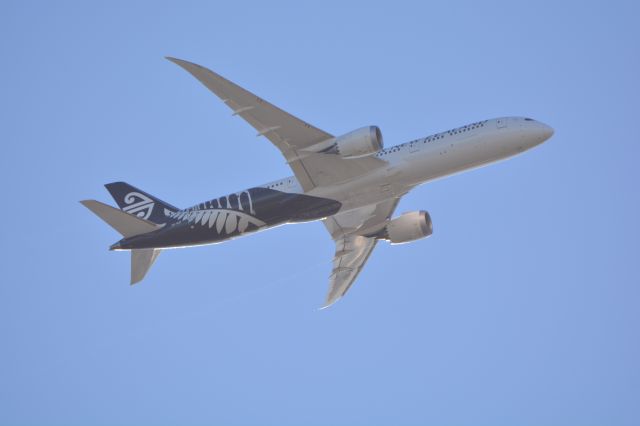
top-left (122, 192), bottom-right (154, 220)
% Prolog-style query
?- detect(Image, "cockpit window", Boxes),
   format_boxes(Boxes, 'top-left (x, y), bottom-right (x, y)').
top-left (524, 118), bottom-right (534, 121)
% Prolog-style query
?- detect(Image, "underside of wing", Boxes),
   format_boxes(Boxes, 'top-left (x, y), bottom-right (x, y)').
top-left (293, 152), bottom-right (386, 190)
top-left (166, 57), bottom-right (332, 155)
top-left (167, 57), bottom-right (386, 191)
top-left (323, 235), bottom-right (377, 309)
top-left (321, 197), bottom-right (401, 308)
top-left (324, 197), bottom-right (401, 239)
top-left (167, 57), bottom-right (333, 150)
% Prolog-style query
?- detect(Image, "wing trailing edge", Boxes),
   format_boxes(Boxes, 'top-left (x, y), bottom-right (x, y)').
top-left (322, 235), bottom-right (378, 309)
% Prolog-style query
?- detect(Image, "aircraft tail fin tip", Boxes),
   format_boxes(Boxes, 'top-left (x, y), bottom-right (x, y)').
top-left (104, 182), bottom-right (178, 225)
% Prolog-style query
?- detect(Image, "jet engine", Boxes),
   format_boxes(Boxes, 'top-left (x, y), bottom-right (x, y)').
top-left (331, 126), bottom-right (383, 157)
top-left (382, 211), bottom-right (433, 244)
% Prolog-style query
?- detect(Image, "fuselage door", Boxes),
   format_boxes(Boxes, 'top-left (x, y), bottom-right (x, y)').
top-left (496, 118), bottom-right (508, 128)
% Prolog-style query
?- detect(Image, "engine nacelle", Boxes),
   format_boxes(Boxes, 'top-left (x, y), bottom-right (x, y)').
top-left (332, 126), bottom-right (383, 157)
top-left (383, 211), bottom-right (433, 244)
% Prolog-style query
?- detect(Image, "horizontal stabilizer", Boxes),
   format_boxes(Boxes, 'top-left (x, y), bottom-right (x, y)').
top-left (131, 249), bottom-right (161, 284)
top-left (80, 200), bottom-right (159, 238)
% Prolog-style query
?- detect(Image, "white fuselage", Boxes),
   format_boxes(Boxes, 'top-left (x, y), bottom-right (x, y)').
top-left (104, 117), bottom-right (553, 251)
top-left (262, 116), bottom-right (552, 213)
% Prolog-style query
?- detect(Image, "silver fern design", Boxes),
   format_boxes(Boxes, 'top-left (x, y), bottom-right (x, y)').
top-left (170, 208), bottom-right (266, 234)
top-left (122, 192), bottom-right (154, 220)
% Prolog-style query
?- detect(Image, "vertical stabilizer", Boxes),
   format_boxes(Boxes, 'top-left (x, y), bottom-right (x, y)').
top-left (105, 182), bottom-right (179, 225)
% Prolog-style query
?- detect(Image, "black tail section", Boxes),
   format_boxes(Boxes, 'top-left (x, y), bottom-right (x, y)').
top-left (105, 182), bottom-right (179, 225)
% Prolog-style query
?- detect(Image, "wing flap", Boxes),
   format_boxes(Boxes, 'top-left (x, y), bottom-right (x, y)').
top-left (323, 235), bottom-right (377, 309)
top-left (324, 197), bottom-right (400, 239)
top-left (297, 153), bottom-right (386, 189)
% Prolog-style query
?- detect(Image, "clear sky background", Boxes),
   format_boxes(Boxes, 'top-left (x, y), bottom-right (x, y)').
top-left (1, 1), bottom-right (638, 425)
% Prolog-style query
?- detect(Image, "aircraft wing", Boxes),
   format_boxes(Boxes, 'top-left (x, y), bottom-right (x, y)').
top-left (322, 197), bottom-right (400, 308)
top-left (167, 57), bottom-right (386, 191)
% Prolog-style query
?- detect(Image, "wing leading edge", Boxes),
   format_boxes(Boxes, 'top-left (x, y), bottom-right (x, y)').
top-left (167, 57), bottom-right (386, 191)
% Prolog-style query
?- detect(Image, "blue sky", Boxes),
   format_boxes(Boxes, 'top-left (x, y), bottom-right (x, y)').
top-left (1, 1), bottom-right (639, 425)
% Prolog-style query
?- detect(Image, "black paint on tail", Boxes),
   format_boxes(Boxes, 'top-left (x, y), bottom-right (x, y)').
top-left (105, 182), bottom-right (179, 225)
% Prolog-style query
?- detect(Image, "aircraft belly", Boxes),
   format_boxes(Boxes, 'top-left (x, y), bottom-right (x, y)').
top-left (313, 170), bottom-right (405, 213)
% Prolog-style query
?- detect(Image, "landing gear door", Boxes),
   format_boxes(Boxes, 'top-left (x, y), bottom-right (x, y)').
top-left (496, 118), bottom-right (507, 128)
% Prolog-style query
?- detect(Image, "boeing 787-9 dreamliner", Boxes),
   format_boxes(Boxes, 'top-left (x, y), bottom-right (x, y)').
top-left (82, 57), bottom-right (554, 308)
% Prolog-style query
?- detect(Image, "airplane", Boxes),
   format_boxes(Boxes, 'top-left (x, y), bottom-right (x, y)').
top-left (81, 57), bottom-right (554, 308)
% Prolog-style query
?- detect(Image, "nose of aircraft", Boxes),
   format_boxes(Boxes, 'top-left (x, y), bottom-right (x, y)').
top-left (525, 119), bottom-right (554, 146)
top-left (538, 122), bottom-right (554, 141)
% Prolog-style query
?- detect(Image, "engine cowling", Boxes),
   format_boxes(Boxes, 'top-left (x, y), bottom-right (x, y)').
top-left (383, 211), bottom-right (433, 244)
top-left (333, 126), bottom-right (383, 157)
